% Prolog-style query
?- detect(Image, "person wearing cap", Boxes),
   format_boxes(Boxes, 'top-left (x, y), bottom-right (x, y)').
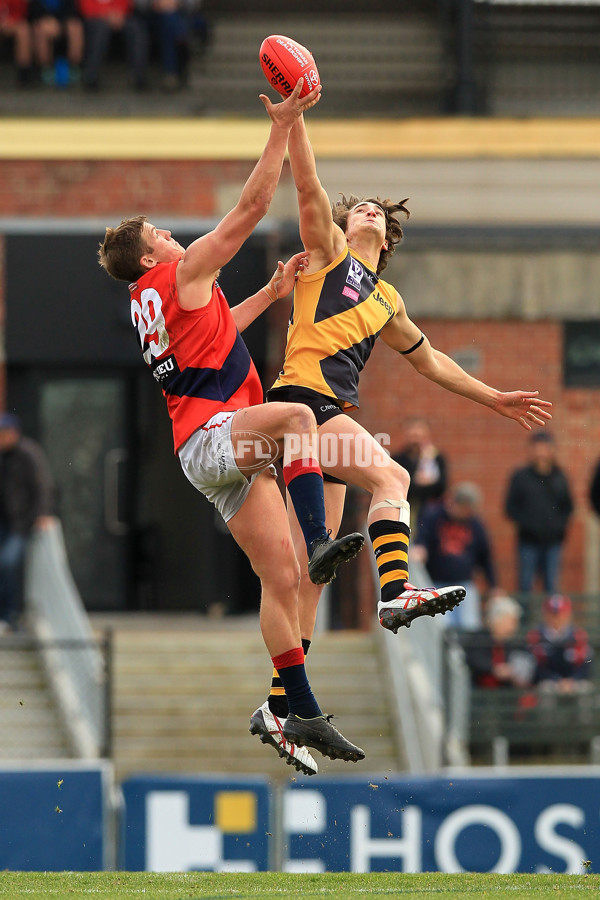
top-left (527, 594), bottom-right (592, 691)
top-left (463, 593), bottom-right (535, 689)
top-left (0, 413), bottom-right (55, 631)
top-left (505, 432), bottom-right (573, 595)
top-left (411, 481), bottom-right (501, 630)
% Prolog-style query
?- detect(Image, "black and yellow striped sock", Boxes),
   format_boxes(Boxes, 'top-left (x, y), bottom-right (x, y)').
top-left (368, 519), bottom-right (410, 604)
top-left (268, 638), bottom-right (312, 718)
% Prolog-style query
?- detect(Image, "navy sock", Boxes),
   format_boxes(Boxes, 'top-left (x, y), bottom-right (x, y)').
top-left (268, 639), bottom-right (312, 719)
top-left (283, 458), bottom-right (328, 553)
top-left (272, 648), bottom-right (322, 719)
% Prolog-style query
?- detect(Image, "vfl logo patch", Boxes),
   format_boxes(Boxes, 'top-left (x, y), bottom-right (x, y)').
top-left (342, 286), bottom-right (360, 302)
top-left (346, 258), bottom-right (363, 292)
top-left (152, 353), bottom-right (180, 384)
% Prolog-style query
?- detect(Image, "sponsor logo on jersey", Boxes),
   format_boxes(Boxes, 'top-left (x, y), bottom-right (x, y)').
top-left (342, 285), bottom-right (360, 302)
top-left (374, 291), bottom-right (394, 318)
top-left (346, 258), bottom-right (364, 292)
top-left (152, 353), bottom-right (180, 384)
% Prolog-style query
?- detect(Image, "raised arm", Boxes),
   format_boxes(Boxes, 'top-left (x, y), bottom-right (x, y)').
top-left (176, 81), bottom-right (320, 308)
top-left (230, 251), bottom-right (308, 333)
top-left (287, 116), bottom-right (346, 270)
top-left (381, 297), bottom-right (553, 431)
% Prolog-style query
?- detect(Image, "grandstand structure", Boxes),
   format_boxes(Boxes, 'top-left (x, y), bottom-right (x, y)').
top-left (0, 0), bottom-right (599, 777)
top-left (0, 0), bottom-right (598, 117)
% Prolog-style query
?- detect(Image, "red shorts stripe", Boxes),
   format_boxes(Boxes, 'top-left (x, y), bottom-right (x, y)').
top-left (282, 457), bottom-right (323, 486)
top-left (272, 647), bottom-right (304, 670)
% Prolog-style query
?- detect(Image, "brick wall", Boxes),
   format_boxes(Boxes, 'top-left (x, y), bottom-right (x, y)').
top-left (0, 159), bottom-right (260, 217)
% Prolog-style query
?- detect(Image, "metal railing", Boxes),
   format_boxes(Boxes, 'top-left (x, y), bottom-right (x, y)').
top-left (374, 552), bottom-right (471, 772)
top-left (23, 520), bottom-right (112, 758)
top-left (444, 625), bottom-right (600, 765)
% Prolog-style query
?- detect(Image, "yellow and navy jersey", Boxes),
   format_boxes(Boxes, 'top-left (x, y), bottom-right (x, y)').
top-left (271, 247), bottom-right (398, 408)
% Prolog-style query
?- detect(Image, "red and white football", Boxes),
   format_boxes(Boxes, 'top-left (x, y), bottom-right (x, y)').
top-left (259, 34), bottom-right (320, 98)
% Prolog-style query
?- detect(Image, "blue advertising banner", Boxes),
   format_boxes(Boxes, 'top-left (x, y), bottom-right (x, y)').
top-left (122, 775), bottom-right (271, 872)
top-left (283, 772), bottom-right (600, 874)
top-left (0, 764), bottom-right (110, 871)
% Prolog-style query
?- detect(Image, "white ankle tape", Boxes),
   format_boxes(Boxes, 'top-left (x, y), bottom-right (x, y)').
top-left (371, 498), bottom-right (410, 528)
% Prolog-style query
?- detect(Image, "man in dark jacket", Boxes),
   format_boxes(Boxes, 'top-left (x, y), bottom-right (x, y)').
top-left (412, 481), bottom-right (498, 630)
top-left (505, 432), bottom-right (573, 594)
top-left (0, 413), bottom-right (55, 630)
top-left (392, 417), bottom-right (447, 532)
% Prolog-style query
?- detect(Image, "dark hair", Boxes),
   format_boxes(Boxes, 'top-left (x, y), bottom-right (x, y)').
top-left (98, 215), bottom-right (152, 282)
top-left (331, 195), bottom-right (410, 274)
top-left (530, 432), bottom-right (554, 444)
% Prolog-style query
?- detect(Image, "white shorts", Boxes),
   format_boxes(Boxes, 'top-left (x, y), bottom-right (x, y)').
top-left (178, 411), bottom-right (276, 522)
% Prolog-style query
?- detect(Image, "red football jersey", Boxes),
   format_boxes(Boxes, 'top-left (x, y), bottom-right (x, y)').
top-left (129, 261), bottom-right (263, 451)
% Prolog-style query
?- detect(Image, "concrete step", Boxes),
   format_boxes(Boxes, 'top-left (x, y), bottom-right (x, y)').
top-left (0, 638), bottom-right (73, 760)
top-left (110, 627), bottom-right (402, 780)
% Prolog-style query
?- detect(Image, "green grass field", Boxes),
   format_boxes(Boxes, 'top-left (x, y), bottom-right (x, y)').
top-left (0, 872), bottom-right (598, 899)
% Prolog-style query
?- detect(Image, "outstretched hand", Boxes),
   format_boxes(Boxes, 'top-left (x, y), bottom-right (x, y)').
top-left (493, 391), bottom-right (553, 430)
top-left (265, 251), bottom-right (309, 300)
top-left (259, 78), bottom-right (322, 126)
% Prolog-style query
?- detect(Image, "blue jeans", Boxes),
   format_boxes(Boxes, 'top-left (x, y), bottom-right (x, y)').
top-left (0, 526), bottom-right (26, 626)
top-left (517, 540), bottom-right (562, 593)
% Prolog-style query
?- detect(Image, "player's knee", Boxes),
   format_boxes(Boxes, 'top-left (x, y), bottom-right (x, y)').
top-left (260, 556), bottom-right (301, 597)
top-left (367, 458), bottom-right (409, 495)
top-left (391, 460), bottom-right (410, 494)
top-left (285, 403), bottom-right (317, 437)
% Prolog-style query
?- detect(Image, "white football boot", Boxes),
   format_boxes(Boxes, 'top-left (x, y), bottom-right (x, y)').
top-left (249, 701), bottom-right (318, 776)
top-left (378, 582), bottom-right (466, 633)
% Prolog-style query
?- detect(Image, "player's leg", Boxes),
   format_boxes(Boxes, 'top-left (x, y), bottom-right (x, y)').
top-left (320, 415), bottom-right (465, 632)
top-left (260, 479), bottom-right (346, 727)
top-left (229, 471), bottom-right (364, 766)
top-left (295, 479), bottom-right (347, 637)
top-left (230, 402), bottom-right (364, 584)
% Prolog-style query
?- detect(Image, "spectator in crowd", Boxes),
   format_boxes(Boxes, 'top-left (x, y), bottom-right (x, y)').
top-left (463, 593), bottom-right (534, 689)
top-left (0, 413), bottom-right (55, 632)
top-left (392, 416), bottom-right (447, 531)
top-left (135, 0), bottom-right (205, 91)
top-left (505, 432), bottom-right (573, 594)
top-left (0, 0), bottom-right (34, 86)
top-left (527, 594), bottom-right (592, 692)
top-left (411, 481), bottom-right (499, 630)
top-left (29, 0), bottom-right (84, 86)
top-left (79, 0), bottom-right (148, 90)
top-left (590, 457), bottom-right (600, 519)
